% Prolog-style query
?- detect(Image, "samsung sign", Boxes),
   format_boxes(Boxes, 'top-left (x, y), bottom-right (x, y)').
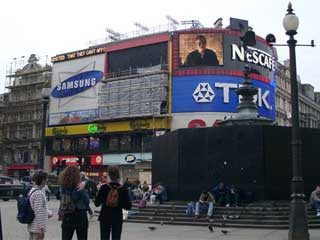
top-left (172, 75), bottom-right (275, 120)
top-left (51, 70), bottom-right (103, 98)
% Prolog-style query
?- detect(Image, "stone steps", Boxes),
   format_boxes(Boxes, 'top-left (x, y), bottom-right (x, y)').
top-left (126, 202), bottom-right (320, 229)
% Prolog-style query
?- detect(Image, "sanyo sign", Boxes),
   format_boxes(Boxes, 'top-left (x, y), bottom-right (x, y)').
top-left (231, 44), bottom-right (275, 71)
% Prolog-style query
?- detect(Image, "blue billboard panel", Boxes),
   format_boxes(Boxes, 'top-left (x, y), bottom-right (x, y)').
top-left (172, 75), bottom-right (275, 120)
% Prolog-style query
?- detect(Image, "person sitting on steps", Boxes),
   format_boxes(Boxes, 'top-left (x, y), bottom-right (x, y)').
top-left (194, 190), bottom-right (215, 219)
top-left (310, 185), bottom-right (320, 217)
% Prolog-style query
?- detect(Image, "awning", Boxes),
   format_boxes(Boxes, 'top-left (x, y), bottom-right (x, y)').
top-left (7, 164), bottom-right (38, 170)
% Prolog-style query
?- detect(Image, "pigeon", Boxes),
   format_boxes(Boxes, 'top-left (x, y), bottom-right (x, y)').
top-left (148, 226), bottom-right (157, 231)
top-left (221, 230), bottom-right (229, 235)
top-left (208, 225), bottom-right (214, 232)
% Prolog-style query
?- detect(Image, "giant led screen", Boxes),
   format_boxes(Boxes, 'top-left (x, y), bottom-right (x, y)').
top-left (172, 29), bottom-right (276, 122)
top-left (107, 42), bottom-right (167, 74)
top-left (179, 33), bottom-right (224, 67)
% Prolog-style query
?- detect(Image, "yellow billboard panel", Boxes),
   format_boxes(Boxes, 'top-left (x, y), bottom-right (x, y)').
top-left (45, 117), bottom-right (171, 137)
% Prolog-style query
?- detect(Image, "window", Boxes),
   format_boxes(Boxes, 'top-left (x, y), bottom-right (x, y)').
top-left (89, 137), bottom-right (100, 150)
top-left (119, 135), bottom-right (131, 152)
top-left (108, 136), bottom-right (119, 152)
top-left (62, 138), bottom-right (72, 151)
top-left (78, 137), bottom-right (89, 151)
top-left (52, 139), bottom-right (61, 151)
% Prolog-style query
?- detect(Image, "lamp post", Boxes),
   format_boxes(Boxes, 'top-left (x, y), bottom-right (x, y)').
top-left (39, 88), bottom-right (50, 170)
top-left (283, 3), bottom-right (310, 240)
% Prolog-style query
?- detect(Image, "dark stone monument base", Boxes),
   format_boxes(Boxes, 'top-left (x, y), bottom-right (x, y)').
top-left (152, 125), bottom-right (320, 201)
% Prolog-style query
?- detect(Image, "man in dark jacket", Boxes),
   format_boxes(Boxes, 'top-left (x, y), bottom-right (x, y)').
top-left (184, 35), bottom-right (219, 67)
top-left (94, 166), bottom-right (132, 240)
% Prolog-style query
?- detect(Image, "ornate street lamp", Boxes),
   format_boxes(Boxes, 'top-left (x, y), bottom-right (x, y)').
top-left (283, 3), bottom-right (310, 240)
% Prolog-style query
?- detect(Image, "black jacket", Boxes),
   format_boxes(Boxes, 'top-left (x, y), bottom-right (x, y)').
top-left (94, 182), bottom-right (132, 223)
top-left (185, 49), bottom-right (219, 67)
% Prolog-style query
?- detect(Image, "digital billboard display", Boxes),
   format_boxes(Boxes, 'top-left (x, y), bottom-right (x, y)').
top-left (172, 75), bottom-right (275, 120)
top-left (179, 33), bottom-right (224, 67)
top-left (107, 42), bottom-right (168, 74)
top-left (173, 30), bottom-right (275, 82)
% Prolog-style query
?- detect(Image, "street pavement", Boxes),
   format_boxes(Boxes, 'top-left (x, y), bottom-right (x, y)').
top-left (1, 199), bottom-right (320, 239)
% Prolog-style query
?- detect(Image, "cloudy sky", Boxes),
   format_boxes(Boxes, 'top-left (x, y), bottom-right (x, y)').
top-left (0, 0), bottom-right (318, 92)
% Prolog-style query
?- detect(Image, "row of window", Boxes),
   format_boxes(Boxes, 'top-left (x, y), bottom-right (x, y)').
top-left (47, 133), bottom-right (153, 154)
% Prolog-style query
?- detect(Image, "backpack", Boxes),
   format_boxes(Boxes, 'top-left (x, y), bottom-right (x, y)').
top-left (185, 201), bottom-right (195, 215)
top-left (106, 183), bottom-right (122, 207)
top-left (17, 189), bottom-right (40, 224)
top-left (58, 190), bottom-right (76, 221)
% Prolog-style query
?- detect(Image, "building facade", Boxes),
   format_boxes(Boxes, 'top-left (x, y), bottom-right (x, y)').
top-left (0, 54), bottom-right (52, 178)
top-left (1, 18), bottom-right (320, 182)
top-left (275, 60), bottom-right (320, 128)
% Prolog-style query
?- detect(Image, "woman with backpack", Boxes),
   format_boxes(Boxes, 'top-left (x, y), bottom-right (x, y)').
top-left (27, 170), bottom-right (53, 240)
top-left (58, 166), bottom-right (90, 240)
top-left (94, 166), bottom-right (132, 240)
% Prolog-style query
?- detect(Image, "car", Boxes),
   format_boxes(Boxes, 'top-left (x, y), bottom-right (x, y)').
top-left (0, 176), bottom-right (32, 201)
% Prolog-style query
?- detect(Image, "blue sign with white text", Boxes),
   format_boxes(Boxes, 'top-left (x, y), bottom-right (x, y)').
top-left (51, 70), bottom-right (103, 98)
top-left (172, 75), bottom-right (275, 120)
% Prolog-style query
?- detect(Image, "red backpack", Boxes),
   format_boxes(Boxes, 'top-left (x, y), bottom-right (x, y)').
top-left (106, 184), bottom-right (122, 207)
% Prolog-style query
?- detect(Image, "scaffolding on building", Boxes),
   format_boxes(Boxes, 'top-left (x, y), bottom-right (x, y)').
top-left (98, 64), bottom-right (168, 120)
top-left (5, 55), bottom-right (51, 89)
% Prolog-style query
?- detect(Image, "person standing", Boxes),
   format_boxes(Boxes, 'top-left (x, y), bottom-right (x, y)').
top-left (28, 170), bottom-right (53, 240)
top-left (95, 166), bottom-right (132, 240)
top-left (58, 166), bottom-right (90, 240)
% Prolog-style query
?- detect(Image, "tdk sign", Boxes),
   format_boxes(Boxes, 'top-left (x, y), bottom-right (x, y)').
top-left (194, 82), bottom-right (271, 109)
top-left (51, 70), bottom-right (103, 98)
top-left (172, 75), bottom-right (276, 120)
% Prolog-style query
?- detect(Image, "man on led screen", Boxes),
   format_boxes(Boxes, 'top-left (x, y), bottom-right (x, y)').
top-left (184, 35), bottom-right (219, 67)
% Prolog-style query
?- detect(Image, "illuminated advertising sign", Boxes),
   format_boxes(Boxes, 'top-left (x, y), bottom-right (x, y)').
top-left (174, 30), bottom-right (275, 82)
top-left (51, 154), bottom-right (103, 166)
top-left (49, 54), bottom-right (104, 126)
top-left (179, 33), bottom-right (224, 67)
top-left (51, 70), bottom-right (103, 98)
top-left (172, 75), bottom-right (275, 120)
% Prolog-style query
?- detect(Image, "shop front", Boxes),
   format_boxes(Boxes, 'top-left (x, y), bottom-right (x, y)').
top-left (7, 164), bottom-right (38, 179)
top-left (50, 154), bottom-right (106, 182)
top-left (103, 152), bottom-right (152, 184)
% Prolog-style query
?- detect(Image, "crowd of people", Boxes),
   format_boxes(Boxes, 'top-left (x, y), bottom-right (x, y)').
top-left (23, 168), bottom-right (320, 239)
top-left (25, 166), bottom-right (133, 240)
top-left (24, 168), bottom-right (169, 240)
top-left (191, 182), bottom-right (243, 219)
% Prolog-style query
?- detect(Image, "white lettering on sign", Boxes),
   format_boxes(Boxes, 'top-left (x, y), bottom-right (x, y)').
top-left (231, 44), bottom-right (275, 71)
top-left (56, 78), bottom-right (97, 91)
top-left (214, 83), bottom-right (238, 103)
top-left (197, 82), bottom-right (273, 110)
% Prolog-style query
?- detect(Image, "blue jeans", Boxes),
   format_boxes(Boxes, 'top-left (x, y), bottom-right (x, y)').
top-left (195, 202), bottom-right (213, 217)
top-left (312, 201), bottom-right (320, 213)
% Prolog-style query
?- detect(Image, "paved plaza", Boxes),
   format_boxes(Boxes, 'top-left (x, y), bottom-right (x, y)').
top-left (1, 199), bottom-right (320, 239)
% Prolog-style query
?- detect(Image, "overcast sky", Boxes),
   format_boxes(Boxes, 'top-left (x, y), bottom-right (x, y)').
top-left (0, 0), bottom-right (319, 93)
